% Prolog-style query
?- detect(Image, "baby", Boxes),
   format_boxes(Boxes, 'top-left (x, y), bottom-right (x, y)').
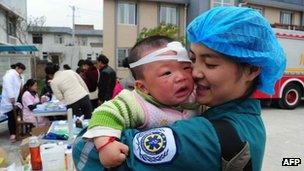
top-left (83, 35), bottom-right (197, 168)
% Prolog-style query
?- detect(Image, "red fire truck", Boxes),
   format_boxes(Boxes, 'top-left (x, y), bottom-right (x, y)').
top-left (253, 28), bottom-right (304, 109)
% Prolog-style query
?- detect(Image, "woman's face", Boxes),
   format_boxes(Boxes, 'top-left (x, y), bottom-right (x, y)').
top-left (30, 82), bottom-right (38, 92)
top-left (15, 67), bottom-right (24, 75)
top-left (82, 64), bottom-right (89, 71)
top-left (190, 43), bottom-right (254, 107)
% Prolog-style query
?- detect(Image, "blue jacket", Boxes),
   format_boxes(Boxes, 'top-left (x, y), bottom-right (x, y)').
top-left (73, 98), bottom-right (265, 171)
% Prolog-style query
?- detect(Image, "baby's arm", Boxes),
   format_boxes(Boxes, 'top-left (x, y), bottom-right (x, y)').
top-left (94, 136), bottom-right (129, 168)
top-left (83, 90), bottom-right (145, 167)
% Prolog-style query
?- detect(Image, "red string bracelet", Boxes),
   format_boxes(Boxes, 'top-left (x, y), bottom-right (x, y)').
top-left (97, 137), bottom-right (117, 152)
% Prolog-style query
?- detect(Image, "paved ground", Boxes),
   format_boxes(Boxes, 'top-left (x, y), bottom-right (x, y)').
top-left (0, 102), bottom-right (303, 170)
top-left (0, 121), bottom-right (22, 169)
top-left (261, 102), bottom-right (304, 171)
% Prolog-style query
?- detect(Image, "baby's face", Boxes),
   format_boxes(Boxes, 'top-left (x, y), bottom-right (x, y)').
top-left (141, 60), bottom-right (194, 106)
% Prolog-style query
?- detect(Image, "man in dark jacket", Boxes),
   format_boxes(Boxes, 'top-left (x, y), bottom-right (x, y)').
top-left (96, 54), bottom-right (116, 104)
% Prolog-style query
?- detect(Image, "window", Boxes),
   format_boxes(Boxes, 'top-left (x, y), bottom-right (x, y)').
top-left (280, 11), bottom-right (292, 25)
top-left (212, 0), bottom-right (235, 7)
top-left (117, 48), bottom-right (130, 67)
top-left (250, 6), bottom-right (263, 16)
top-left (160, 5), bottom-right (178, 25)
top-left (55, 35), bottom-right (64, 44)
top-left (77, 37), bottom-right (87, 46)
top-left (42, 52), bottom-right (48, 60)
top-left (118, 2), bottom-right (137, 25)
top-left (32, 34), bottom-right (43, 44)
top-left (87, 54), bottom-right (92, 59)
top-left (7, 17), bottom-right (17, 36)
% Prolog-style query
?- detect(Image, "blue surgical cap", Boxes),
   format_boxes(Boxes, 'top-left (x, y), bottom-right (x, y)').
top-left (187, 7), bottom-right (286, 95)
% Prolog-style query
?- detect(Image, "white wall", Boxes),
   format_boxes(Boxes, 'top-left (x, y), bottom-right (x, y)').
top-left (0, 0), bottom-right (27, 19)
top-left (0, 9), bottom-right (7, 44)
top-left (28, 32), bottom-right (103, 69)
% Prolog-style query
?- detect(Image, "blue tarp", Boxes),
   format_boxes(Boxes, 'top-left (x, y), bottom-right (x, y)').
top-left (0, 45), bottom-right (38, 52)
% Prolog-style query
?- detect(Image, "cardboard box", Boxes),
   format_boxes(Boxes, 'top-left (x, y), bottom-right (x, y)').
top-left (0, 147), bottom-right (8, 168)
top-left (31, 126), bottom-right (50, 136)
top-left (19, 138), bottom-right (30, 165)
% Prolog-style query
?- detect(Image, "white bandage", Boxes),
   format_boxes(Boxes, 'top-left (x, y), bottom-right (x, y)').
top-left (129, 41), bottom-right (191, 68)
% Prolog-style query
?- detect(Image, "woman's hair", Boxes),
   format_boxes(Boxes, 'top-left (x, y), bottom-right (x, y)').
top-left (45, 63), bottom-right (60, 75)
top-left (84, 59), bottom-right (94, 67)
top-left (78, 59), bottom-right (85, 67)
top-left (63, 64), bottom-right (71, 70)
top-left (21, 79), bottom-right (37, 97)
top-left (10, 64), bottom-right (16, 69)
top-left (14, 62), bottom-right (26, 70)
top-left (97, 54), bottom-right (109, 65)
top-left (127, 35), bottom-right (174, 79)
top-left (235, 62), bottom-right (260, 98)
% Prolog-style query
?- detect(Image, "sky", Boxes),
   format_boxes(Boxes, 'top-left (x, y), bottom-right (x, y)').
top-left (27, 0), bottom-right (103, 30)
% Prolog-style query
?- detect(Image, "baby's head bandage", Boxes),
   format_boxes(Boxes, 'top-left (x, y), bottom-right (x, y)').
top-left (129, 41), bottom-right (191, 68)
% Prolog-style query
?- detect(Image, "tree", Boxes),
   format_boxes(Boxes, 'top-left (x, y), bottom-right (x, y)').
top-left (0, 15), bottom-right (46, 44)
top-left (137, 24), bottom-right (185, 44)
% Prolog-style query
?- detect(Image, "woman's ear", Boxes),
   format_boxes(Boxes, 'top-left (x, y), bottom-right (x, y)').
top-left (134, 80), bottom-right (149, 94)
top-left (245, 66), bottom-right (261, 81)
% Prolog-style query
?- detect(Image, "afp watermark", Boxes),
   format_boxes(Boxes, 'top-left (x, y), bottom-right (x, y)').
top-left (282, 158), bottom-right (301, 166)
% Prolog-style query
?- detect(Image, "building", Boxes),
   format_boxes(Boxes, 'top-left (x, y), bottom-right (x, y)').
top-left (0, 0), bottom-right (27, 45)
top-left (104, 0), bottom-right (304, 78)
top-left (103, 0), bottom-right (189, 78)
top-left (27, 24), bottom-right (103, 69)
top-left (0, 0), bottom-right (34, 84)
top-left (240, 0), bottom-right (304, 30)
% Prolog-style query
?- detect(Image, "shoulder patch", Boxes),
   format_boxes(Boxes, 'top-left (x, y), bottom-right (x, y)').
top-left (133, 127), bottom-right (177, 164)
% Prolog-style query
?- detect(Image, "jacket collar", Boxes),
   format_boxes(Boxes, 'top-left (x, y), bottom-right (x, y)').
top-left (203, 98), bottom-right (261, 119)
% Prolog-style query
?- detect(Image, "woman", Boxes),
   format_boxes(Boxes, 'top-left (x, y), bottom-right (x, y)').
top-left (21, 79), bottom-right (49, 126)
top-left (0, 63), bottom-right (26, 142)
top-left (45, 63), bottom-right (93, 119)
top-left (82, 59), bottom-right (99, 109)
top-left (73, 7), bottom-right (286, 171)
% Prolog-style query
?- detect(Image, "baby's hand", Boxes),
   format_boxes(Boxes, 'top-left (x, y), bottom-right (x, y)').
top-left (94, 136), bottom-right (129, 168)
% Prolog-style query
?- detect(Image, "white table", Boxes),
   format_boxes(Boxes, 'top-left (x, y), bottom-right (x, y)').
top-left (33, 108), bottom-right (74, 141)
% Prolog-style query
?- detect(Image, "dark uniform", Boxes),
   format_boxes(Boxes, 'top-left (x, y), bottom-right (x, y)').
top-left (73, 99), bottom-right (265, 171)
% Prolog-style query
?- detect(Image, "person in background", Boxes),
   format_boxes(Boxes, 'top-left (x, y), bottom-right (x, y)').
top-left (120, 58), bottom-right (135, 90)
top-left (96, 54), bottom-right (116, 104)
top-left (45, 63), bottom-right (93, 119)
top-left (72, 7), bottom-right (286, 171)
top-left (21, 79), bottom-right (49, 126)
top-left (41, 74), bottom-right (53, 101)
top-left (82, 59), bottom-right (99, 109)
top-left (76, 59), bottom-right (85, 77)
top-left (63, 64), bottom-right (71, 70)
top-left (0, 63), bottom-right (26, 143)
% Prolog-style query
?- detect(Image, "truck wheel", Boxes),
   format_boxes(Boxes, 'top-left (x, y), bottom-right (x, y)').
top-left (278, 84), bottom-right (302, 109)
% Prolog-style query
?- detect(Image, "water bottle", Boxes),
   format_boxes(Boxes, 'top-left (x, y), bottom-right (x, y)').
top-left (65, 145), bottom-right (74, 171)
top-left (29, 136), bottom-right (42, 170)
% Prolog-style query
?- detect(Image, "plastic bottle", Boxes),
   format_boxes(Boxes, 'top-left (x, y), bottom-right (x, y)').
top-left (65, 144), bottom-right (74, 171)
top-left (29, 136), bottom-right (42, 170)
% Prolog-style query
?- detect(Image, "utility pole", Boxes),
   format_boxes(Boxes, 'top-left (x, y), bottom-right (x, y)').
top-left (71, 5), bottom-right (75, 46)
top-left (70, 5), bottom-right (76, 67)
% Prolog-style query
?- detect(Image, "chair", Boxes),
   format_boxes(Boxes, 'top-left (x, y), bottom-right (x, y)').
top-left (13, 106), bottom-right (34, 140)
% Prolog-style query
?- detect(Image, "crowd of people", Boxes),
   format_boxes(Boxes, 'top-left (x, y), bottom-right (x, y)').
top-left (0, 54), bottom-right (121, 142)
top-left (0, 6), bottom-right (287, 171)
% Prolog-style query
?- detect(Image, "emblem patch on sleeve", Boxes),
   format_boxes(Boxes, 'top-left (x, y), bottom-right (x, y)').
top-left (133, 127), bottom-right (177, 164)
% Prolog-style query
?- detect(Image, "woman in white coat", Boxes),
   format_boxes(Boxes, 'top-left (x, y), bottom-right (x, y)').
top-left (0, 63), bottom-right (26, 142)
